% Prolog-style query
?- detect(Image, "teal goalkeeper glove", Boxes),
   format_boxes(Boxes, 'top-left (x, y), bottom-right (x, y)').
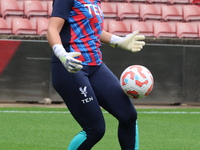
top-left (52, 44), bottom-right (83, 73)
top-left (110, 31), bottom-right (145, 52)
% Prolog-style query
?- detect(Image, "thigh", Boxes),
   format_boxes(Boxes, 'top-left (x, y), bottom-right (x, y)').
top-left (51, 63), bottom-right (105, 128)
top-left (90, 63), bottom-right (137, 121)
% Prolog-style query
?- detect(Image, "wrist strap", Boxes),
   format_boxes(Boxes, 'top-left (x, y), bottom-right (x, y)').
top-left (110, 34), bottom-right (123, 47)
top-left (52, 44), bottom-right (66, 58)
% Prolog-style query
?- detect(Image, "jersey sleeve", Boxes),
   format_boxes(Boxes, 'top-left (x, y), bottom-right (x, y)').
top-left (51, 0), bottom-right (74, 20)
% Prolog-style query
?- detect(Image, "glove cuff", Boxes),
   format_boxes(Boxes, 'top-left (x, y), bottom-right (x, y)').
top-left (52, 44), bottom-right (67, 59)
top-left (110, 34), bottom-right (123, 47)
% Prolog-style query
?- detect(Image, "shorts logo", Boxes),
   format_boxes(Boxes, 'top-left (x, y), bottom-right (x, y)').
top-left (79, 86), bottom-right (87, 97)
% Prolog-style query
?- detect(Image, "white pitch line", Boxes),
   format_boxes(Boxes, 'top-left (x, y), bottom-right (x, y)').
top-left (138, 111), bottom-right (200, 114)
top-left (0, 111), bottom-right (71, 113)
top-left (0, 111), bottom-right (200, 114)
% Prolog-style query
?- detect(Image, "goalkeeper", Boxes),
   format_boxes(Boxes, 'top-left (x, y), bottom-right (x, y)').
top-left (47, 0), bottom-right (145, 150)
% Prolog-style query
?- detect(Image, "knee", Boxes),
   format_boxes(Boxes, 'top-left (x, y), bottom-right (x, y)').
top-left (86, 123), bottom-right (106, 142)
top-left (119, 109), bottom-right (137, 128)
top-left (94, 124), bottom-right (106, 140)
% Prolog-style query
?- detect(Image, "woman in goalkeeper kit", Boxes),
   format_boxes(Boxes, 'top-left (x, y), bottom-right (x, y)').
top-left (47, 0), bottom-right (145, 149)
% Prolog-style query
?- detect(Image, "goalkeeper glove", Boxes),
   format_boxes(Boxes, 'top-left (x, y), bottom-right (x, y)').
top-left (110, 31), bottom-right (145, 52)
top-left (52, 44), bottom-right (83, 73)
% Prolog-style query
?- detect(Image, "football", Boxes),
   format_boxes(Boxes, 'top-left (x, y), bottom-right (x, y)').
top-left (120, 65), bottom-right (154, 99)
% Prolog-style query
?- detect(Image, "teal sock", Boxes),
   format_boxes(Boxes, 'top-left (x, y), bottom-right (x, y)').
top-left (68, 130), bottom-right (87, 150)
top-left (135, 120), bottom-right (139, 150)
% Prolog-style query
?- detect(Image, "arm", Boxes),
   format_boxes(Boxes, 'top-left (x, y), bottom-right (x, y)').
top-left (47, 17), bottom-right (82, 73)
top-left (100, 30), bottom-right (112, 44)
top-left (47, 17), bottom-right (64, 47)
top-left (100, 30), bottom-right (145, 52)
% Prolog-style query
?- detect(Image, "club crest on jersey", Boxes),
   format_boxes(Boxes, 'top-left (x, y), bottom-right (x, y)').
top-left (79, 86), bottom-right (87, 97)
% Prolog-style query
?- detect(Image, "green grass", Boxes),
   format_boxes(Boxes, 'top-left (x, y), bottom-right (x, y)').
top-left (0, 107), bottom-right (200, 150)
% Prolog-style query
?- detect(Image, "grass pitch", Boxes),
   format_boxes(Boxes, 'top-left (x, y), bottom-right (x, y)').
top-left (0, 107), bottom-right (200, 150)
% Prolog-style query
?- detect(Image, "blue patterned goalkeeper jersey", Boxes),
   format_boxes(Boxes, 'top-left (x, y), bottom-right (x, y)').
top-left (51, 0), bottom-right (104, 66)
